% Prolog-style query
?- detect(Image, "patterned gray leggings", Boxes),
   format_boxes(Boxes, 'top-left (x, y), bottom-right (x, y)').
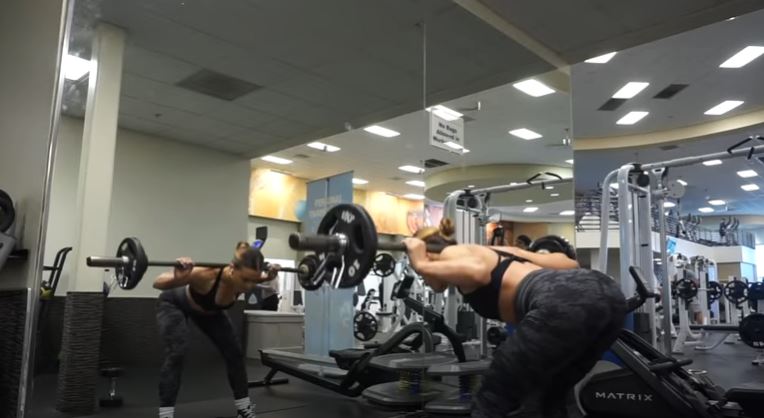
top-left (157, 288), bottom-right (249, 407)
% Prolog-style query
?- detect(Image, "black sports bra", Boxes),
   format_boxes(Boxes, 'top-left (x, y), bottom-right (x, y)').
top-left (189, 268), bottom-right (235, 311)
top-left (460, 249), bottom-right (517, 320)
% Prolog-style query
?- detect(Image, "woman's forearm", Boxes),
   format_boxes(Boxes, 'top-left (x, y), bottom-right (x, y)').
top-left (153, 271), bottom-right (178, 290)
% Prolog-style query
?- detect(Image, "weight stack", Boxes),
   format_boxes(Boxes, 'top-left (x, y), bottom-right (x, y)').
top-left (55, 292), bottom-right (104, 414)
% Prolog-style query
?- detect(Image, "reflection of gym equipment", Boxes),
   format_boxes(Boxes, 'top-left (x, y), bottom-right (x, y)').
top-left (0, 189), bottom-right (17, 271)
top-left (99, 367), bottom-right (124, 407)
top-left (578, 266), bottom-right (764, 418)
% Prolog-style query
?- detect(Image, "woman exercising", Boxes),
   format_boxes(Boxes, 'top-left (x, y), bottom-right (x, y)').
top-left (154, 243), bottom-right (278, 418)
top-left (403, 220), bottom-right (626, 418)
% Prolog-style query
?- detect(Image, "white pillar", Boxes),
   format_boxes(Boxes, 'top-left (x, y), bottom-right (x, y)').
top-left (70, 23), bottom-right (125, 292)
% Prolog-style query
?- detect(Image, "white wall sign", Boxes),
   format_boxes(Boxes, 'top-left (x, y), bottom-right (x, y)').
top-left (429, 112), bottom-right (465, 153)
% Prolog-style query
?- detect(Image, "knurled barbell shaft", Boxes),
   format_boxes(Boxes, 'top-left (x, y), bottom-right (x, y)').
top-left (86, 256), bottom-right (304, 274)
top-left (288, 233), bottom-right (446, 253)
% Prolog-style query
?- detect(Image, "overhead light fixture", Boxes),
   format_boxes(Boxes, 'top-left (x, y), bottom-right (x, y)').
top-left (702, 159), bottom-right (722, 166)
top-left (363, 125), bottom-right (400, 138)
top-left (677, 179), bottom-right (688, 186)
top-left (523, 207), bottom-right (539, 213)
top-left (663, 201), bottom-right (676, 208)
top-left (512, 79), bottom-right (555, 97)
top-left (509, 128), bottom-right (542, 140)
top-left (616, 111), bottom-right (649, 125)
top-left (406, 180), bottom-right (426, 188)
top-left (64, 54), bottom-right (90, 80)
top-left (550, 193), bottom-right (560, 197)
top-left (708, 199), bottom-right (726, 206)
top-left (612, 82), bottom-right (650, 99)
top-left (306, 142), bottom-right (340, 152)
top-left (698, 207), bottom-right (715, 213)
top-left (559, 210), bottom-right (575, 216)
top-left (546, 186), bottom-right (554, 190)
top-left (399, 165), bottom-right (425, 174)
top-left (585, 52), bottom-right (617, 64)
top-left (525, 199), bottom-right (533, 203)
top-left (704, 100), bottom-right (744, 115)
top-left (741, 183), bottom-right (760, 191)
top-left (261, 155), bottom-right (293, 165)
top-left (565, 159), bottom-right (574, 164)
top-left (444, 141), bottom-right (470, 153)
top-left (352, 178), bottom-right (368, 185)
top-left (402, 193), bottom-right (425, 200)
top-left (719, 46), bottom-right (764, 68)
top-left (467, 184), bottom-right (475, 188)
top-left (737, 169), bottom-right (757, 178)
top-left (426, 105), bottom-right (463, 121)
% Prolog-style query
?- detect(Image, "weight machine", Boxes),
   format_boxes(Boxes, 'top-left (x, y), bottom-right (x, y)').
top-left (598, 143), bottom-right (764, 354)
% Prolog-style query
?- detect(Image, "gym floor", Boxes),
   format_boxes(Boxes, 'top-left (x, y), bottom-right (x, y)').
top-left (28, 342), bottom-right (763, 418)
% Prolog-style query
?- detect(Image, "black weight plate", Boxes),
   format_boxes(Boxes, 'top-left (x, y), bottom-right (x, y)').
top-left (353, 311), bottom-right (378, 341)
top-left (739, 313), bottom-right (764, 349)
top-left (707, 281), bottom-right (722, 303)
top-left (674, 278), bottom-right (698, 300)
top-left (749, 282), bottom-right (764, 301)
top-left (486, 326), bottom-right (507, 346)
top-left (373, 253), bottom-right (396, 277)
top-left (529, 235), bottom-right (577, 260)
top-left (297, 255), bottom-right (324, 291)
top-left (115, 237), bottom-right (148, 290)
top-left (0, 189), bottom-right (15, 233)
top-left (316, 204), bottom-right (378, 288)
top-left (724, 280), bottom-right (749, 305)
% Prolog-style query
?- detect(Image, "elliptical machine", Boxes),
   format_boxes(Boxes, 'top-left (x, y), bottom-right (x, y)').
top-left (578, 267), bottom-right (764, 418)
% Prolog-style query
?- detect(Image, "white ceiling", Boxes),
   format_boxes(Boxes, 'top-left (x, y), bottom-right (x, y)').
top-left (252, 77), bottom-right (573, 199)
top-left (574, 125), bottom-right (764, 216)
top-left (572, 8), bottom-right (764, 138)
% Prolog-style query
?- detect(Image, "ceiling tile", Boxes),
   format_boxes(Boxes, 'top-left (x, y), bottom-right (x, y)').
top-left (123, 45), bottom-right (199, 84)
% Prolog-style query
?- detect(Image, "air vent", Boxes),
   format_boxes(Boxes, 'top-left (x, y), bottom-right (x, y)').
top-left (424, 159), bottom-right (449, 168)
top-left (653, 84), bottom-right (688, 99)
top-left (176, 69), bottom-right (261, 101)
top-left (598, 98), bottom-right (627, 111)
top-left (292, 154), bottom-right (310, 159)
top-left (659, 144), bottom-right (679, 151)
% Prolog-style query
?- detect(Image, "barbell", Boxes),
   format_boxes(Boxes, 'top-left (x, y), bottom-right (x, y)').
top-left (86, 237), bottom-right (313, 290)
top-left (289, 203), bottom-right (577, 290)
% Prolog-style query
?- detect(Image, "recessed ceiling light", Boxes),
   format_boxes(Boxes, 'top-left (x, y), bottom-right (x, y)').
top-left (698, 207), bottom-right (715, 213)
top-left (64, 54), bottom-right (90, 80)
top-left (565, 159), bottom-right (574, 164)
top-left (467, 184), bottom-right (475, 188)
top-left (663, 201), bottom-right (676, 208)
top-left (426, 105), bottom-right (463, 121)
top-left (523, 207), bottom-right (539, 213)
top-left (513, 79), bottom-right (555, 97)
top-left (306, 142), bottom-right (340, 152)
top-left (444, 141), bottom-right (470, 153)
top-left (616, 111), bottom-right (649, 125)
top-left (559, 210), bottom-right (575, 216)
top-left (704, 100), bottom-right (744, 115)
top-left (406, 180), bottom-right (426, 188)
top-left (737, 169), bottom-right (757, 178)
top-left (719, 46), bottom-right (764, 68)
top-left (708, 199), bottom-right (726, 206)
top-left (546, 186), bottom-right (554, 190)
top-left (352, 178), bottom-right (368, 185)
top-left (677, 179), bottom-right (688, 186)
top-left (363, 125), bottom-right (400, 138)
top-left (509, 128), bottom-right (542, 140)
top-left (584, 52), bottom-right (617, 64)
top-left (399, 165), bottom-right (425, 174)
top-left (525, 199), bottom-right (533, 203)
top-left (702, 159), bottom-right (722, 166)
top-left (612, 82), bottom-right (650, 99)
top-left (261, 155), bottom-right (293, 165)
top-left (550, 193), bottom-right (560, 197)
top-left (402, 193), bottom-right (425, 200)
top-left (741, 183), bottom-right (760, 191)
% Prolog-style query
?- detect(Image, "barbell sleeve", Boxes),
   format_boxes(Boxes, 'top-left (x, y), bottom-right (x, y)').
top-left (87, 256), bottom-right (129, 268)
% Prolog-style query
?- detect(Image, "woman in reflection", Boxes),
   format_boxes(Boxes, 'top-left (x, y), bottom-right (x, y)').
top-left (153, 242), bottom-right (278, 418)
top-left (403, 219), bottom-right (626, 418)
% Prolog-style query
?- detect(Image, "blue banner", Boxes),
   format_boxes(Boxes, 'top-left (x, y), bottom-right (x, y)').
top-left (304, 171), bottom-right (354, 356)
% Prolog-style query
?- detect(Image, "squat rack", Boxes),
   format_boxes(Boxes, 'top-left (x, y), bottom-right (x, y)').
top-left (598, 141), bottom-right (764, 354)
top-left (442, 174), bottom-right (573, 357)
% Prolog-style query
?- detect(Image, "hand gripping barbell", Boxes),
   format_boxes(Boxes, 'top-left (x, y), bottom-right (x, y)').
top-left (289, 204), bottom-right (577, 290)
top-left (86, 237), bottom-right (313, 290)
